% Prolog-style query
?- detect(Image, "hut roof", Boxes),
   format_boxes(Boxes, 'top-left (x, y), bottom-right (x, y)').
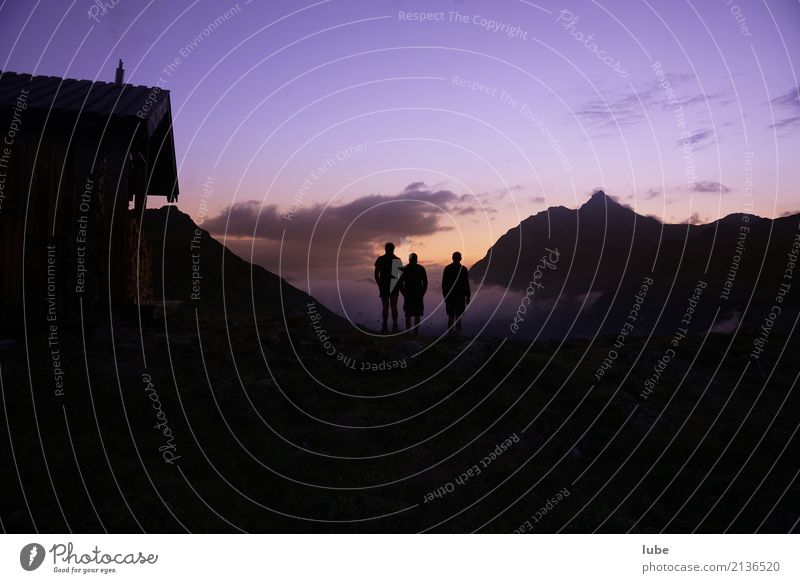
top-left (0, 70), bottom-right (170, 136)
top-left (0, 69), bottom-right (179, 201)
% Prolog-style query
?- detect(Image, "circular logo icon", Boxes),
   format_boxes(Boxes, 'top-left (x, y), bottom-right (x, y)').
top-left (20, 543), bottom-right (45, 571)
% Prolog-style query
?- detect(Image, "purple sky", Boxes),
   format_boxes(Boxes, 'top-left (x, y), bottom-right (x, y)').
top-left (2, 0), bottom-right (799, 294)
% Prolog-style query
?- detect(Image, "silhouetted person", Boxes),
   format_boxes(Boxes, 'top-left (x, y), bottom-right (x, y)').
top-left (398, 253), bottom-right (428, 336)
top-left (374, 242), bottom-right (402, 333)
top-left (442, 251), bottom-right (470, 334)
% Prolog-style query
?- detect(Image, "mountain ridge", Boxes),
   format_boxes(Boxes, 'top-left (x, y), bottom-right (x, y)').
top-left (469, 190), bottom-right (800, 339)
top-left (142, 205), bottom-right (345, 326)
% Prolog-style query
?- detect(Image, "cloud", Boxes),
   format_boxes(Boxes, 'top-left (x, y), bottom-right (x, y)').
top-left (769, 86), bottom-right (800, 130)
top-left (682, 212), bottom-right (706, 225)
top-left (203, 184), bottom-right (490, 278)
top-left (530, 196), bottom-right (546, 204)
top-left (692, 180), bottom-right (731, 193)
top-left (485, 185), bottom-right (523, 200)
top-left (772, 86), bottom-right (800, 108)
top-left (403, 181), bottom-right (427, 192)
top-left (678, 129), bottom-right (714, 147)
top-left (505, 184), bottom-right (524, 193)
top-left (573, 74), bottom-right (727, 133)
top-left (770, 115), bottom-right (800, 129)
top-left (674, 93), bottom-right (720, 108)
top-left (574, 98), bottom-right (646, 129)
top-left (644, 188), bottom-right (660, 200)
top-left (780, 210), bottom-right (800, 217)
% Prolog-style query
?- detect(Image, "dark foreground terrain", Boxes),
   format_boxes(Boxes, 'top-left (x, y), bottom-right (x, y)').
top-left (1, 304), bottom-right (798, 533)
top-left (0, 206), bottom-right (797, 533)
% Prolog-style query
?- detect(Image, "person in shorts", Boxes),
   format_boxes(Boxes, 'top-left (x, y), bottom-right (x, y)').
top-left (374, 242), bottom-right (402, 333)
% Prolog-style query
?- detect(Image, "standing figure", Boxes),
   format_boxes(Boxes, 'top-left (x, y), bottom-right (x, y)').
top-left (374, 242), bottom-right (403, 333)
top-left (442, 251), bottom-right (471, 334)
top-left (398, 253), bottom-right (428, 336)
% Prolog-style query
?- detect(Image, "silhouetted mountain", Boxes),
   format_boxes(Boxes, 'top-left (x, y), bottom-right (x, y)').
top-left (142, 206), bottom-right (342, 323)
top-left (583, 212), bottom-right (800, 337)
top-left (470, 190), bottom-right (686, 296)
top-left (470, 190), bottom-right (800, 339)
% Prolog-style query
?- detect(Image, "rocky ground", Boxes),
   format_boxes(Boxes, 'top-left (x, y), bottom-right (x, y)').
top-left (1, 301), bottom-right (797, 533)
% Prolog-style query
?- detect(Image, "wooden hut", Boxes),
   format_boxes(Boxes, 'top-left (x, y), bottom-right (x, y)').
top-left (0, 62), bottom-right (179, 335)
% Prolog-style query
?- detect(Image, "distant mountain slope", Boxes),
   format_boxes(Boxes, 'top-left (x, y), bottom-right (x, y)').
top-left (469, 190), bottom-right (688, 296)
top-left (469, 190), bottom-right (800, 338)
top-left (581, 212), bottom-right (800, 336)
top-left (142, 206), bottom-right (343, 323)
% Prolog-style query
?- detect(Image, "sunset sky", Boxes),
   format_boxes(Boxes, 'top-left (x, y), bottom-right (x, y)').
top-left (2, 0), bottom-right (799, 291)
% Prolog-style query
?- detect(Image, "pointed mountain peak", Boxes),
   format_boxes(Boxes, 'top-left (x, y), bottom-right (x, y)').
top-left (577, 190), bottom-right (662, 224)
top-left (582, 189), bottom-right (620, 209)
top-left (580, 189), bottom-right (645, 215)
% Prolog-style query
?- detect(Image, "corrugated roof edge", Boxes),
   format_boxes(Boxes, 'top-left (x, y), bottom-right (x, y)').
top-left (0, 70), bottom-right (170, 120)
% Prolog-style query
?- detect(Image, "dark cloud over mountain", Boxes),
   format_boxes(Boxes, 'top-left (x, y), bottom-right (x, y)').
top-left (202, 183), bottom-right (490, 276)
